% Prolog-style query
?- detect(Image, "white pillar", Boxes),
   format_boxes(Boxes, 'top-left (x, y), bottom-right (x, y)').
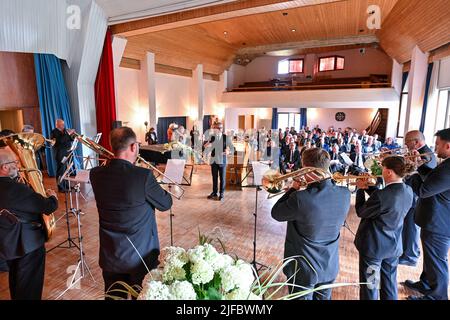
top-left (112, 36), bottom-right (127, 116)
top-left (192, 64), bottom-right (204, 133)
top-left (146, 52), bottom-right (157, 129)
top-left (404, 46), bottom-right (429, 135)
top-left (391, 59), bottom-right (403, 97)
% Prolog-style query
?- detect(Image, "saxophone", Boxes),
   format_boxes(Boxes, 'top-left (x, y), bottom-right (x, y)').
top-left (2, 133), bottom-right (56, 241)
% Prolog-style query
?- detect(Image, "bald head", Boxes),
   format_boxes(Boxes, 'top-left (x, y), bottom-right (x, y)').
top-left (405, 130), bottom-right (426, 150)
top-left (56, 119), bottom-right (65, 131)
top-left (0, 149), bottom-right (19, 178)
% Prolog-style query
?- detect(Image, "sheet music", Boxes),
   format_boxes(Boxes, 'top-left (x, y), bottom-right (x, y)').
top-left (251, 161), bottom-right (270, 186)
top-left (162, 159), bottom-right (186, 184)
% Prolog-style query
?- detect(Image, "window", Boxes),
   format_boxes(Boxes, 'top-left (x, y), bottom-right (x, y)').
top-left (278, 59), bottom-right (304, 74)
top-left (319, 56), bottom-right (345, 72)
top-left (278, 60), bottom-right (289, 74)
top-left (289, 59), bottom-right (304, 73)
top-left (278, 112), bottom-right (302, 132)
top-left (397, 75), bottom-right (409, 138)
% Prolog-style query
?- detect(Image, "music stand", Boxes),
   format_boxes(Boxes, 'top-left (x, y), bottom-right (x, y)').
top-left (55, 169), bottom-right (95, 299)
top-left (162, 159), bottom-right (186, 246)
top-left (247, 161), bottom-right (270, 273)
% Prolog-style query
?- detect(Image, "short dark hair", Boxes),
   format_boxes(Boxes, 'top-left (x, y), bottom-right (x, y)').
top-left (110, 127), bottom-right (137, 153)
top-left (301, 147), bottom-right (330, 171)
top-left (435, 128), bottom-right (450, 142)
top-left (382, 156), bottom-right (407, 178)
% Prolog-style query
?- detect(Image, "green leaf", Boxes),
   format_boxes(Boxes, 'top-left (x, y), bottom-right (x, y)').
top-left (206, 287), bottom-right (222, 300)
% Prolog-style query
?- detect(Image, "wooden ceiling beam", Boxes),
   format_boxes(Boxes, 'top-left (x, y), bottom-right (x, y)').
top-left (110, 0), bottom-right (343, 37)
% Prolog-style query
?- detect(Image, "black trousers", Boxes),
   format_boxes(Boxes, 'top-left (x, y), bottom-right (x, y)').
top-left (6, 246), bottom-right (46, 300)
top-left (419, 229), bottom-right (450, 300)
top-left (400, 206), bottom-right (421, 264)
top-left (359, 254), bottom-right (398, 300)
top-left (211, 164), bottom-right (226, 195)
top-left (103, 270), bottom-right (147, 300)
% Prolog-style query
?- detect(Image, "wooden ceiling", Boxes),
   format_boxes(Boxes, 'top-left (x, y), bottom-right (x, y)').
top-left (114, 0), bottom-right (450, 75)
top-left (376, 0), bottom-right (450, 64)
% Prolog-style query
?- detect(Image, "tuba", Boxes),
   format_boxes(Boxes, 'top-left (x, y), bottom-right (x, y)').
top-left (1, 133), bottom-right (56, 241)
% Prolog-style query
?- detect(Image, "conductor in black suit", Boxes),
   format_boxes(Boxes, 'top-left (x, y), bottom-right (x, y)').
top-left (405, 128), bottom-right (450, 300)
top-left (89, 127), bottom-right (173, 299)
top-left (0, 149), bottom-right (58, 300)
top-left (50, 119), bottom-right (75, 192)
top-left (204, 122), bottom-right (232, 201)
top-left (271, 148), bottom-right (351, 300)
top-left (354, 156), bottom-right (413, 300)
top-left (399, 130), bottom-right (437, 267)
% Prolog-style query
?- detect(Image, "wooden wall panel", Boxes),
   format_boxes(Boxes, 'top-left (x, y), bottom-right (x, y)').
top-left (0, 52), bottom-right (39, 109)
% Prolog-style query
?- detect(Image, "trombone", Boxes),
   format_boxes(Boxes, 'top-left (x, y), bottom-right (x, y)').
top-left (261, 167), bottom-right (332, 198)
top-left (72, 132), bottom-right (185, 200)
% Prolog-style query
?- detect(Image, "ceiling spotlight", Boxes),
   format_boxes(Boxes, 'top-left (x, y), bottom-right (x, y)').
top-left (223, 31), bottom-right (228, 35)
top-left (291, 29), bottom-right (296, 32)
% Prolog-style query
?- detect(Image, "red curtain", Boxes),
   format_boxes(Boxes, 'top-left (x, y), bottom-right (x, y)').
top-left (94, 29), bottom-right (117, 151)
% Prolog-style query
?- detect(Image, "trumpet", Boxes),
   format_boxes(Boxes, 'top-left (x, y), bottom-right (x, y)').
top-left (262, 167), bottom-right (332, 198)
top-left (332, 172), bottom-right (381, 186)
top-left (72, 132), bottom-right (185, 200)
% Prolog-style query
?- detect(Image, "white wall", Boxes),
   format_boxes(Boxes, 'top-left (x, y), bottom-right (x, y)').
top-left (438, 56), bottom-right (450, 89)
top-left (226, 64), bottom-right (246, 89)
top-left (224, 107), bottom-right (272, 131)
top-left (307, 108), bottom-right (378, 132)
top-left (237, 47), bottom-right (392, 85)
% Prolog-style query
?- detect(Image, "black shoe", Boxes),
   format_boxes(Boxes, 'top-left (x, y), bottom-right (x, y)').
top-left (207, 193), bottom-right (218, 200)
top-left (217, 194), bottom-right (224, 201)
top-left (403, 280), bottom-right (429, 295)
top-left (407, 295), bottom-right (434, 300)
top-left (399, 258), bottom-right (418, 267)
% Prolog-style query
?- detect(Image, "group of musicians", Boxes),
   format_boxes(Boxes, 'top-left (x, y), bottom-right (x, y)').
top-left (0, 119), bottom-right (449, 301)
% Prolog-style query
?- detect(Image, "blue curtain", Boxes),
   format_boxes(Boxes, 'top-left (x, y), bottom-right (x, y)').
top-left (34, 54), bottom-right (79, 177)
top-left (271, 108), bottom-right (278, 130)
top-left (157, 116), bottom-right (187, 143)
top-left (300, 108), bottom-right (307, 129)
top-left (420, 63), bottom-right (434, 132)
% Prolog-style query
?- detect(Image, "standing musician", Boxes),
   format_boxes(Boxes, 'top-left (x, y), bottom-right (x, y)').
top-left (0, 149), bottom-right (58, 300)
top-left (399, 130), bottom-right (437, 267)
top-left (50, 119), bottom-right (75, 192)
top-left (405, 128), bottom-right (450, 300)
top-left (89, 127), bottom-right (173, 299)
top-left (354, 156), bottom-right (413, 300)
top-left (271, 148), bottom-right (351, 300)
top-left (204, 122), bottom-right (232, 201)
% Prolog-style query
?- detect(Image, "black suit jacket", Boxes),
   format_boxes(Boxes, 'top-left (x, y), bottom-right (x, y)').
top-left (0, 177), bottom-right (58, 257)
top-left (283, 149), bottom-right (301, 169)
top-left (413, 158), bottom-right (450, 237)
top-left (50, 128), bottom-right (74, 159)
top-left (271, 180), bottom-right (351, 283)
top-left (90, 159), bottom-right (173, 273)
top-left (354, 183), bottom-right (413, 259)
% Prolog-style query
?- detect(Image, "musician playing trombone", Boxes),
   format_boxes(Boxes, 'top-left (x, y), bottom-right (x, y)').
top-left (399, 131), bottom-right (437, 267)
top-left (89, 127), bottom-right (173, 299)
top-left (271, 148), bottom-right (351, 300)
top-left (50, 119), bottom-right (75, 192)
top-left (354, 156), bottom-right (413, 300)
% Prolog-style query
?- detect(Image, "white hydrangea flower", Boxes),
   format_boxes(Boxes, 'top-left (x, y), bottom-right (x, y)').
top-left (162, 264), bottom-right (186, 282)
top-left (169, 281), bottom-right (197, 300)
top-left (187, 245), bottom-right (206, 264)
top-left (191, 260), bottom-right (214, 285)
top-left (220, 260), bottom-right (255, 293)
top-left (142, 268), bottom-right (163, 287)
top-left (138, 281), bottom-right (172, 300)
top-left (164, 246), bottom-right (188, 268)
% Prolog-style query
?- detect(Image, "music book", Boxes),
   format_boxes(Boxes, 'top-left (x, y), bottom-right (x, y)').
top-left (251, 161), bottom-right (270, 186)
top-left (162, 159), bottom-right (186, 185)
top-left (340, 153), bottom-right (354, 166)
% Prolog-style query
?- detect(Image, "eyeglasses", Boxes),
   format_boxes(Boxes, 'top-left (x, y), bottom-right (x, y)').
top-left (2, 160), bottom-right (19, 166)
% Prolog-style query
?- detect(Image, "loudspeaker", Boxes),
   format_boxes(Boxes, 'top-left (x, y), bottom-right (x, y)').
top-left (112, 121), bottom-right (122, 129)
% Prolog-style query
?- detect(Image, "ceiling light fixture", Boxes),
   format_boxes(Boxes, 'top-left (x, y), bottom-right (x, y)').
top-left (291, 29), bottom-right (296, 32)
top-left (223, 31), bottom-right (228, 35)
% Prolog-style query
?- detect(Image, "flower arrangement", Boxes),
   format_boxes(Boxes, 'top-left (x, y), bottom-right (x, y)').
top-left (137, 244), bottom-right (260, 300)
